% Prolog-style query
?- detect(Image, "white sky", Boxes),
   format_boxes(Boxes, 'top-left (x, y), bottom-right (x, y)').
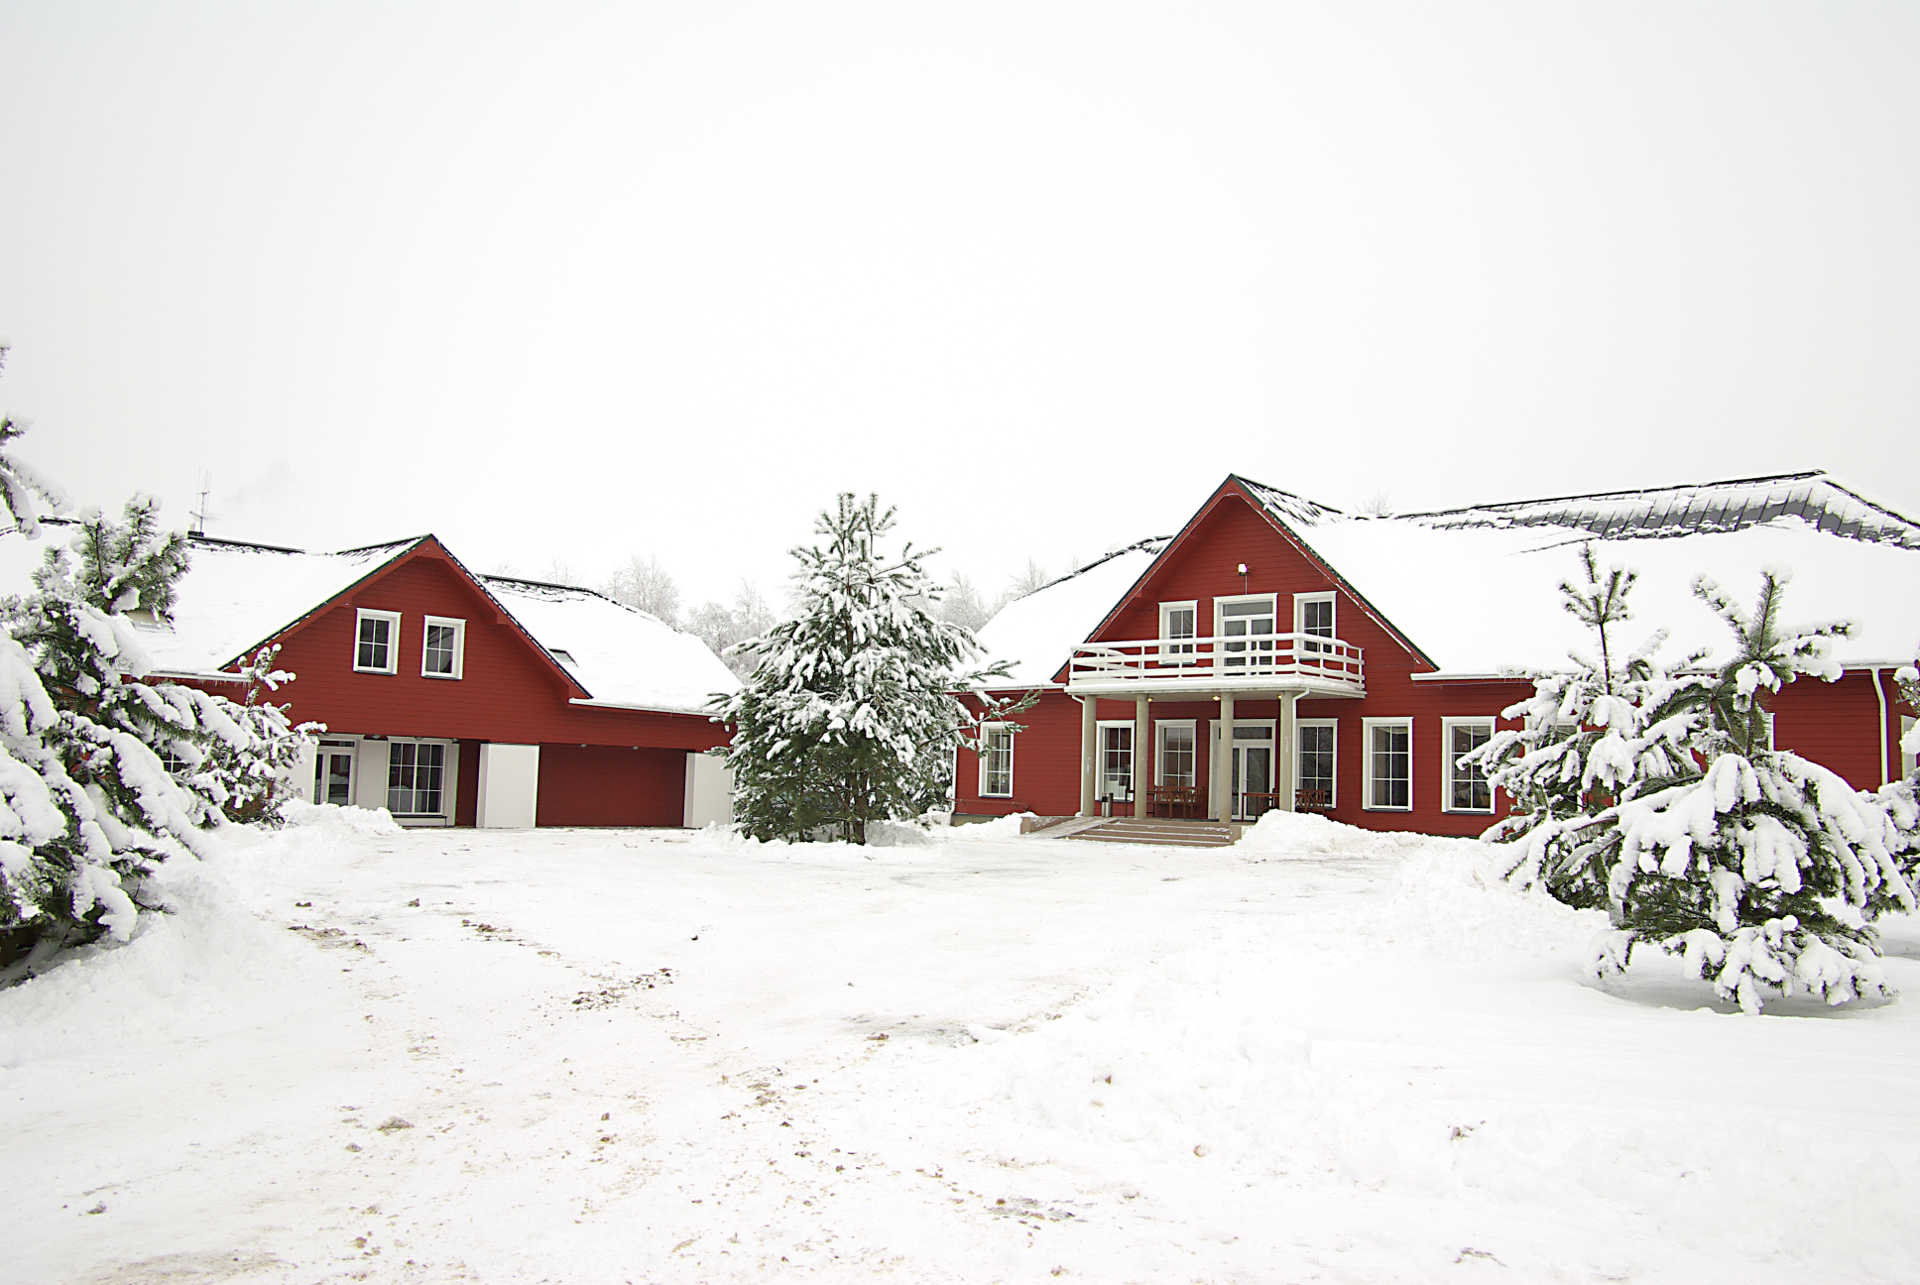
top-left (4, 1), bottom-right (1917, 607)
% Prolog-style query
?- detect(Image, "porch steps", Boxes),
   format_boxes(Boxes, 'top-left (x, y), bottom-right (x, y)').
top-left (1064, 818), bottom-right (1239, 848)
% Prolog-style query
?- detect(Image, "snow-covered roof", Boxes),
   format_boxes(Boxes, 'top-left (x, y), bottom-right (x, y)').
top-left (480, 575), bottom-right (739, 715)
top-left (975, 539), bottom-right (1168, 685)
top-left (0, 524), bottom-right (738, 714)
top-left (979, 472), bottom-right (1920, 684)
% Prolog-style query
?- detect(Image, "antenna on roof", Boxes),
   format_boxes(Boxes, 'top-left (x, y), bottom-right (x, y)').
top-left (189, 472), bottom-right (215, 535)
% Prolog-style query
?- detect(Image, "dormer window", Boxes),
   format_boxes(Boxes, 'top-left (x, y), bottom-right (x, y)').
top-left (354, 609), bottom-right (401, 674)
top-left (422, 616), bottom-right (466, 679)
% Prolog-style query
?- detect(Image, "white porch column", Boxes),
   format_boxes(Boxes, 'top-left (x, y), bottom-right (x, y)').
top-left (1078, 697), bottom-right (1097, 816)
top-left (1279, 693), bottom-right (1299, 813)
top-left (1132, 696), bottom-right (1149, 817)
top-left (476, 743), bottom-right (540, 829)
top-left (1212, 693), bottom-right (1236, 823)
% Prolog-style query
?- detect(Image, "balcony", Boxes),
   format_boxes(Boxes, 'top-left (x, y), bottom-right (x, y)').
top-left (1066, 632), bottom-right (1365, 698)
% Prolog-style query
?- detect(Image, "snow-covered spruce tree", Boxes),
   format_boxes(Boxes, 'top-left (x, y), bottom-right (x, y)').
top-left (1466, 546), bottom-right (1701, 909)
top-left (712, 493), bottom-right (1028, 844)
top-left (0, 346), bottom-right (64, 536)
top-left (0, 497), bottom-right (312, 974)
top-left (1869, 661), bottom-right (1920, 887)
top-left (1612, 572), bottom-right (1910, 1009)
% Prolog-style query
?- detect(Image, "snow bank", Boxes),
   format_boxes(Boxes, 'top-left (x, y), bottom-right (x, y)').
top-left (1239, 808), bottom-right (1453, 860)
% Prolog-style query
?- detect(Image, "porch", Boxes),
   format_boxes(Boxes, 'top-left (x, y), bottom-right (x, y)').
top-left (1066, 635), bottom-right (1364, 825)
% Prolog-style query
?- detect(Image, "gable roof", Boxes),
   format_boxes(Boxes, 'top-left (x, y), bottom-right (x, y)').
top-left (976, 470), bottom-right (1920, 683)
top-left (0, 523), bottom-right (739, 714)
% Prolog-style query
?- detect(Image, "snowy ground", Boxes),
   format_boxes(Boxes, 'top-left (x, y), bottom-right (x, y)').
top-left (8, 809), bottom-right (1920, 1283)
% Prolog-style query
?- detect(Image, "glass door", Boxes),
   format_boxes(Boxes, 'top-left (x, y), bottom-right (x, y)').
top-left (1216, 722), bottom-right (1276, 820)
top-left (1218, 597), bottom-right (1277, 672)
top-left (313, 740), bottom-right (356, 806)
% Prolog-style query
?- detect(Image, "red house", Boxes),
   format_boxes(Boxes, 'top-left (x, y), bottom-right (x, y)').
top-left (955, 472), bottom-right (1920, 836)
top-left (0, 526), bottom-right (739, 829)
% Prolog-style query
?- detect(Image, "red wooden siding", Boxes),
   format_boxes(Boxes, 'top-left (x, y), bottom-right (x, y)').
top-left (454, 739), bottom-right (481, 827)
top-left (535, 745), bottom-right (686, 827)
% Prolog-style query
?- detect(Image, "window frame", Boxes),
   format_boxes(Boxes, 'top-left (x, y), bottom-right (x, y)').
top-left (1903, 715), bottom-right (1916, 780)
top-left (1155, 719), bottom-right (1198, 788)
top-left (353, 608), bottom-right (402, 675)
top-left (1295, 717), bottom-right (1338, 808)
top-left (1362, 716), bottom-right (1413, 812)
top-left (1214, 593), bottom-right (1278, 671)
top-left (421, 615), bottom-right (467, 680)
top-left (1294, 592), bottom-right (1336, 639)
top-left (1440, 716), bottom-right (1496, 815)
top-left (1158, 600), bottom-right (1198, 664)
top-left (978, 723), bottom-right (1014, 799)
top-left (386, 738), bottom-right (450, 818)
top-left (1096, 720), bottom-right (1135, 802)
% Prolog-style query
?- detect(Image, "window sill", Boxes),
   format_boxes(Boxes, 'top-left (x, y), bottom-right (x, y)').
top-left (422, 672), bottom-right (462, 681)
top-left (353, 665), bottom-right (396, 676)
top-left (1362, 804), bottom-right (1413, 813)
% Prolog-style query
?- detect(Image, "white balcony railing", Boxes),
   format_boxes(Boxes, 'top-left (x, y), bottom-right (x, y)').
top-left (1067, 632), bottom-right (1365, 695)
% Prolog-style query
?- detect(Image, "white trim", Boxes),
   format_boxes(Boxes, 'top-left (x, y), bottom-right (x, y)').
top-left (1903, 715), bottom-right (1916, 779)
top-left (1362, 716), bottom-right (1413, 812)
top-left (1440, 716), bottom-right (1495, 815)
top-left (1154, 719), bottom-right (1198, 787)
top-left (1096, 720), bottom-right (1135, 802)
top-left (978, 722), bottom-right (1014, 798)
top-left (1293, 591), bottom-right (1336, 639)
top-left (1296, 717), bottom-right (1338, 808)
top-left (421, 615), bottom-right (467, 680)
top-left (353, 608), bottom-right (401, 675)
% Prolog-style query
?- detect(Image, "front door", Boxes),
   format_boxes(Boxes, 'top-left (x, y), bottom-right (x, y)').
top-left (1216, 722), bottom-right (1276, 820)
top-left (313, 740), bottom-right (356, 806)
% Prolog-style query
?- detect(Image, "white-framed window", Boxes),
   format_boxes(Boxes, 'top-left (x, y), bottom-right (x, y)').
top-left (354, 609), bottom-right (401, 674)
top-left (1294, 592), bottom-right (1335, 654)
top-left (1441, 717), bottom-right (1494, 814)
top-left (1296, 718), bottom-right (1337, 808)
top-left (1760, 708), bottom-right (1776, 751)
top-left (1362, 717), bottom-right (1412, 811)
top-left (313, 737), bottom-right (357, 806)
top-left (387, 739), bottom-right (449, 817)
top-left (1097, 721), bottom-right (1134, 801)
top-left (1215, 594), bottom-right (1278, 670)
top-left (1158, 601), bottom-right (1198, 662)
top-left (979, 723), bottom-right (1014, 798)
top-left (421, 615), bottom-right (466, 679)
top-left (1156, 720), bottom-right (1197, 787)
top-left (1903, 715), bottom-right (1916, 779)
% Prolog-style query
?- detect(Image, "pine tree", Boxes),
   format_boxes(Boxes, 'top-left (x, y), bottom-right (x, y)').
top-left (1474, 556), bottom-right (1916, 1012)
top-left (1, 496), bottom-right (312, 976)
top-left (0, 345), bottom-right (64, 534)
top-left (1467, 546), bottom-right (1700, 908)
top-left (712, 493), bottom-right (1028, 844)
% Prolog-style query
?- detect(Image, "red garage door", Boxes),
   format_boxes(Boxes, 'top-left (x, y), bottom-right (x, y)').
top-left (536, 745), bottom-right (686, 827)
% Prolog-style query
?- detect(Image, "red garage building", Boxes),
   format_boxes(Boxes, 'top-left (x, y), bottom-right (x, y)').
top-left (956, 472), bottom-right (1920, 837)
top-left (1, 525), bottom-right (738, 828)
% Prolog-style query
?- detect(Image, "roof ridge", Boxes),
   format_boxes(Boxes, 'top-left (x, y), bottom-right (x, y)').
top-left (1396, 469), bottom-right (1830, 519)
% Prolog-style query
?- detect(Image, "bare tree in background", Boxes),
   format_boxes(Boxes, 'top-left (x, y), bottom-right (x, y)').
top-left (1001, 557), bottom-right (1050, 608)
top-left (687, 582), bottom-right (777, 678)
top-left (604, 554), bottom-right (681, 625)
top-left (938, 572), bottom-right (990, 632)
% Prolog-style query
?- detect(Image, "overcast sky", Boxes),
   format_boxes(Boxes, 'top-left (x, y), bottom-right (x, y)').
top-left (4, 1), bottom-right (1916, 609)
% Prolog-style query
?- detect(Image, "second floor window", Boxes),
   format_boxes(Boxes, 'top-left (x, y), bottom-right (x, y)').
top-left (422, 616), bottom-right (466, 679)
top-left (354, 609), bottom-right (401, 674)
top-left (1159, 602), bottom-right (1197, 662)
